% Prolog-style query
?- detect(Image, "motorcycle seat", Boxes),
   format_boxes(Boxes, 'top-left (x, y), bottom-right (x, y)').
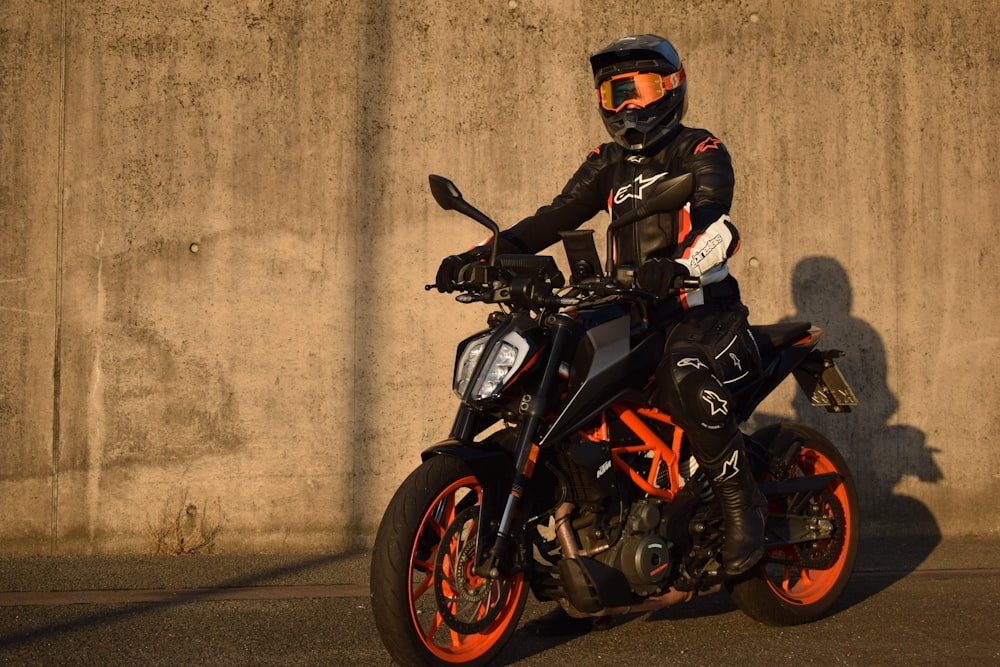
top-left (751, 322), bottom-right (813, 351)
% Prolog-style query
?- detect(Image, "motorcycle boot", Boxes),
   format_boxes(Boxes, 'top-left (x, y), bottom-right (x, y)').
top-left (654, 339), bottom-right (767, 575)
top-left (696, 432), bottom-right (768, 575)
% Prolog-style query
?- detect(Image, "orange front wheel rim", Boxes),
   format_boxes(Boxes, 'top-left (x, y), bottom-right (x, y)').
top-left (406, 476), bottom-right (526, 662)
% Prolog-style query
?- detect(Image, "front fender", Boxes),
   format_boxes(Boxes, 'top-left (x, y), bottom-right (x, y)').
top-left (422, 438), bottom-right (517, 563)
top-left (422, 438), bottom-right (515, 479)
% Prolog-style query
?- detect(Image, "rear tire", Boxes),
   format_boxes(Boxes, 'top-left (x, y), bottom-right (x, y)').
top-left (729, 423), bottom-right (859, 626)
top-left (370, 455), bottom-right (529, 666)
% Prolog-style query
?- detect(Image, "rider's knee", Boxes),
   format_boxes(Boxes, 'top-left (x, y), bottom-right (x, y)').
top-left (655, 349), bottom-right (734, 435)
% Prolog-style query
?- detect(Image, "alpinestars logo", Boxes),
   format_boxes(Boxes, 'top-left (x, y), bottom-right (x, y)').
top-left (613, 172), bottom-right (669, 205)
top-left (729, 352), bottom-right (742, 371)
top-left (678, 357), bottom-right (709, 371)
top-left (694, 137), bottom-right (722, 154)
top-left (713, 450), bottom-right (741, 483)
top-left (701, 389), bottom-right (729, 416)
top-left (688, 234), bottom-right (723, 270)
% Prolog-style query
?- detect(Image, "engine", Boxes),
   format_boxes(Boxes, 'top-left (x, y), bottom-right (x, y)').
top-left (600, 499), bottom-right (673, 595)
top-left (551, 436), bottom-right (701, 600)
top-left (567, 495), bottom-right (676, 596)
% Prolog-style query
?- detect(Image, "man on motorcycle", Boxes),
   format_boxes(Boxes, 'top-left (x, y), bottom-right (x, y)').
top-left (436, 33), bottom-right (766, 608)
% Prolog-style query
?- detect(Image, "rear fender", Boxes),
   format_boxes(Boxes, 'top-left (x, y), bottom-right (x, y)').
top-left (748, 423), bottom-right (801, 479)
top-left (734, 345), bottom-right (814, 422)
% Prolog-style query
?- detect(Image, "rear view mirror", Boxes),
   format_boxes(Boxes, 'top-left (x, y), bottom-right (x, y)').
top-left (429, 174), bottom-right (464, 211)
top-left (428, 174), bottom-right (500, 266)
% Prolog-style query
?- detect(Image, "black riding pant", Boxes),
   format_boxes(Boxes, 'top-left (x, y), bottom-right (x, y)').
top-left (651, 302), bottom-right (761, 464)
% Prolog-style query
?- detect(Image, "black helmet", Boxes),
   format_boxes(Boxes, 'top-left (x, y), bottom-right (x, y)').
top-left (590, 34), bottom-right (688, 154)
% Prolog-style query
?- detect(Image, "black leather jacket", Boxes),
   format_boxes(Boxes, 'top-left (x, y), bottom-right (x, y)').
top-left (498, 126), bottom-right (741, 309)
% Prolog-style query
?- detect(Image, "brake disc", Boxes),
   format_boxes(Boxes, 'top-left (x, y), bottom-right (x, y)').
top-left (433, 506), bottom-right (512, 634)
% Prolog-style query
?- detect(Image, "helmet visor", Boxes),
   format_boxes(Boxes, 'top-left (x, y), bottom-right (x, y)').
top-left (597, 69), bottom-right (686, 113)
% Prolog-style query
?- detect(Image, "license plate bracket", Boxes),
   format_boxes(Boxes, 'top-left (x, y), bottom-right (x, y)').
top-left (793, 352), bottom-right (858, 413)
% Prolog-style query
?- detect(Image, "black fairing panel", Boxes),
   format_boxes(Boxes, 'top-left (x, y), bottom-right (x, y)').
top-left (540, 314), bottom-right (663, 446)
top-left (732, 344), bottom-right (814, 422)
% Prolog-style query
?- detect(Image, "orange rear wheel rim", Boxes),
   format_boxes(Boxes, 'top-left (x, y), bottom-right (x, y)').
top-left (760, 446), bottom-right (853, 606)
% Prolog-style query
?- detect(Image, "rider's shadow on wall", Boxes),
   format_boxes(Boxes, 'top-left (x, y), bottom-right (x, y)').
top-left (752, 256), bottom-right (942, 577)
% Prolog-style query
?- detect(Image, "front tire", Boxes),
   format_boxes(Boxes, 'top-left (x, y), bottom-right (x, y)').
top-left (370, 455), bottom-right (529, 667)
top-left (729, 423), bottom-right (859, 626)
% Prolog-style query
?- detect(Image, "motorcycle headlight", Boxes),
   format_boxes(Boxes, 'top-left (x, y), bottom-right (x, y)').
top-left (454, 336), bottom-right (487, 398)
top-left (454, 332), bottom-right (531, 401)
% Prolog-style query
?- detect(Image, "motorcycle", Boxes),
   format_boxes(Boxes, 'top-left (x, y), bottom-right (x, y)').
top-left (370, 173), bottom-right (860, 667)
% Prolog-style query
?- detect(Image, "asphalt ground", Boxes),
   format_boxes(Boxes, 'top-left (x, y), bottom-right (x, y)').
top-left (1, 536), bottom-right (998, 666)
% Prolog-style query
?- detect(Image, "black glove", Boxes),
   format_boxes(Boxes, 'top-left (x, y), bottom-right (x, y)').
top-left (636, 258), bottom-right (690, 298)
top-left (435, 247), bottom-right (488, 293)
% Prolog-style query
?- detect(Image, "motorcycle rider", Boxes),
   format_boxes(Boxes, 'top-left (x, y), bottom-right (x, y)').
top-left (436, 34), bottom-right (767, 623)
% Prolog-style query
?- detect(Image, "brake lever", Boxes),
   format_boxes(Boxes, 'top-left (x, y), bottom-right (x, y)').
top-left (423, 280), bottom-right (491, 296)
top-left (455, 293), bottom-right (487, 304)
top-left (534, 294), bottom-right (583, 308)
top-left (575, 278), bottom-right (701, 308)
top-left (580, 281), bottom-right (659, 302)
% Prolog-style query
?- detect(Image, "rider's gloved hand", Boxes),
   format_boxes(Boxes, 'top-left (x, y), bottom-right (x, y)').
top-left (636, 257), bottom-right (690, 298)
top-left (435, 247), bottom-right (488, 293)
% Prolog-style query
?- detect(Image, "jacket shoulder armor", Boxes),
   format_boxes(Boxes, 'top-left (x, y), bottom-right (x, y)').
top-left (673, 127), bottom-right (728, 157)
top-left (587, 141), bottom-right (625, 163)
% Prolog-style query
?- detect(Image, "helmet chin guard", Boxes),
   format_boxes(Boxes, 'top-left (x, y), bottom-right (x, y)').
top-left (590, 35), bottom-right (688, 154)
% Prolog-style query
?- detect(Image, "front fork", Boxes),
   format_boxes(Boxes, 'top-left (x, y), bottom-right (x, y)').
top-left (471, 313), bottom-right (574, 578)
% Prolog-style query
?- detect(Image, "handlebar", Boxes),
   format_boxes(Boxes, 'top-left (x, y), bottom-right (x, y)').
top-left (425, 275), bottom-right (702, 310)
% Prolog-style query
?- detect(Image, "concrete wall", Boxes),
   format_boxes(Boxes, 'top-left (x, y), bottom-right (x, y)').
top-left (2, 0), bottom-right (997, 554)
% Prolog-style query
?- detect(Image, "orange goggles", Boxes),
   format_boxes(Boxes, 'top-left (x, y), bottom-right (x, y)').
top-left (597, 69), bottom-right (686, 113)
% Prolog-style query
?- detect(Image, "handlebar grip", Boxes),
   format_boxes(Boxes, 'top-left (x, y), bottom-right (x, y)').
top-left (681, 277), bottom-right (701, 290)
top-left (544, 296), bottom-right (582, 307)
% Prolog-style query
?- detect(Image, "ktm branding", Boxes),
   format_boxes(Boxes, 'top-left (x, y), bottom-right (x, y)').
top-left (613, 171), bottom-right (670, 205)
